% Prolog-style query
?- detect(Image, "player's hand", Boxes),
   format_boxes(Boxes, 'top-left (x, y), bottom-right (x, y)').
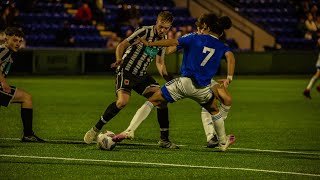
top-left (217, 79), bottom-right (231, 88)
top-left (137, 37), bottom-right (149, 46)
top-left (1, 81), bottom-right (11, 93)
top-left (110, 60), bottom-right (123, 68)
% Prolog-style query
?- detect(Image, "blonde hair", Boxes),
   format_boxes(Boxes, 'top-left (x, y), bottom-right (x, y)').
top-left (157, 11), bottom-right (174, 23)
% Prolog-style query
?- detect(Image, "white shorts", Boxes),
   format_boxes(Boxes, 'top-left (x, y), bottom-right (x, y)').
top-left (210, 79), bottom-right (219, 87)
top-left (161, 77), bottom-right (213, 104)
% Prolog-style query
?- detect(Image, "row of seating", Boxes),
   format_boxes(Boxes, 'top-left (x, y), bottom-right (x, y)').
top-left (239, 7), bottom-right (295, 17)
top-left (117, 0), bottom-right (175, 7)
top-left (106, 5), bottom-right (190, 17)
top-left (21, 23), bottom-right (99, 36)
top-left (32, 2), bottom-right (65, 13)
top-left (227, 0), bottom-right (311, 50)
top-left (15, 0), bottom-right (233, 49)
top-left (251, 17), bottom-right (297, 27)
top-left (18, 12), bottom-right (72, 24)
top-left (277, 38), bottom-right (316, 50)
top-left (26, 34), bottom-right (107, 48)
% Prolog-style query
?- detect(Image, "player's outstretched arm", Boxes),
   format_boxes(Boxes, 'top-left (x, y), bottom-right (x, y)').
top-left (218, 51), bottom-right (235, 88)
top-left (139, 37), bottom-right (179, 47)
top-left (225, 51), bottom-right (235, 81)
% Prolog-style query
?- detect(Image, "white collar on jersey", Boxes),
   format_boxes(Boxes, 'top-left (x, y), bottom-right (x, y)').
top-left (208, 34), bottom-right (219, 39)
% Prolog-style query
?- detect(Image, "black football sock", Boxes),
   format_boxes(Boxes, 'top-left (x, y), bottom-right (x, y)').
top-left (157, 108), bottom-right (169, 141)
top-left (95, 102), bottom-right (121, 130)
top-left (21, 108), bottom-right (33, 136)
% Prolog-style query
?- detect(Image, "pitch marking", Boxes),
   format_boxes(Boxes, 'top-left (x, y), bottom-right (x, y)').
top-left (0, 154), bottom-right (319, 177)
top-left (0, 138), bottom-right (319, 156)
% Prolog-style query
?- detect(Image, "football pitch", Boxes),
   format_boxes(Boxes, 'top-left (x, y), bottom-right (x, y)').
top-left (0, 76), bottom-right (319, 179)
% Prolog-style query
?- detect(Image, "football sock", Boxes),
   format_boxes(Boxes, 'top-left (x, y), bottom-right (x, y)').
top-left (306, 76), bottom-right (318, 90)
top-left (160, 129), bottom-right (169, 141)
top-left (201, 108), bottom-right (216, 142)
top-left (157, 108), bottom-right (170, 141)
top-left (212, 112), bottom-right (226, 144)
top-left (219, 104), bottom-right (231, 120)
top-left (21, 108), bottom-right (33, 136)
top-left (157, 108), bottom-right (169, 129)
top-left (126, 101), bottom-right (154, 132)
top-left (95, 102), bottom-right (121, 130)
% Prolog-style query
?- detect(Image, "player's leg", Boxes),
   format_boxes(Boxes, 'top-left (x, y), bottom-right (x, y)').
top-left (212, 81), bottom-right (232, 120)
top-left (113, 78), bottom-right (181, 149)
top-left (202, 81), bottom-right (232, 148)
top-left (84, 70), bottom-right (132, 144)
top-left (202, 98), bottom-right (235, 151)
top-left (140, 77), bottom-right (175, 148)
top-left (304, 55), bottom-right (320, 99)
top-left (10, 88), bottom-right (44, 142)
top-left (317, 69), bottom-right (320, 92)
top-left (146, 78), bottom-right (179, 148)
top-left (304, 70), bottom-right (319, 99)
top-left (315, 69), bottom-right (320, 92)
top-left (201, 107), bottom-right (218, 148)
top-left (112, 89), bottom-right (167, 142)
top-left (113, 75), bottom-right (162, 140)
top-left (201, 82), bottom-right (218, 147)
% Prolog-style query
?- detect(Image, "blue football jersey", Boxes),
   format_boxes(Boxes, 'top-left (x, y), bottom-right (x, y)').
top-left (178, 33), bottom-right (231, 86)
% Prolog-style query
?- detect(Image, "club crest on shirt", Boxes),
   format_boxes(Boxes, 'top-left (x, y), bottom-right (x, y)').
top-left (124, 79), bottom-right (130, 85)
top-left (144, 46), bottom-right (160, 58)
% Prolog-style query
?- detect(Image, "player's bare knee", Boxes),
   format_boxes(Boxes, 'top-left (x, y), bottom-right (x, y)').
top-left (23, 92), bottom-right (33, 103)
top-left (223, 95), bottom-right (232, 106)
top-left (116, 100), bottom-right (128, 109)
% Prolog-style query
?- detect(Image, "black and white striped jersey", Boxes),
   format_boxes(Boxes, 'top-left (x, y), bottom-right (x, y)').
top-left (0, 45), bottom-right (13, 78)
top-left (119, 25), bottom-right (166, 76)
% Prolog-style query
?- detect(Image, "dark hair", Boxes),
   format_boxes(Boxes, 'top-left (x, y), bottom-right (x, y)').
top-left (4, 27), bottom-right (24, 38)
top-left (197, 13), bottom-right (232, 35)
top-left (157, 11), bottom-right (174, 23)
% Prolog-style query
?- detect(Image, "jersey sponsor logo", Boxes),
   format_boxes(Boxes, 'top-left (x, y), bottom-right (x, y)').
top-left (124, 79), bottom-right (130, 85)
top-left (143, 46), bottom-right (159, 58)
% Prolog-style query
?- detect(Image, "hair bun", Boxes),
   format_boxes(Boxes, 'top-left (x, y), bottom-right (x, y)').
top-left (218, 16), bottom-right (232, 30)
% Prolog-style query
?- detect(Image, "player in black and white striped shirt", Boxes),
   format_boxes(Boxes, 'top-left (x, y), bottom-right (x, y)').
top-left (84, 11), bottom-right (178, 148)
top-left (0, 27), bottom-right (44, 142)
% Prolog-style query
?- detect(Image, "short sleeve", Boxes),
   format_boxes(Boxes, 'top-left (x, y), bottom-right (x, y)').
top-left (177, 33), bottom-right (194, 48)
top-left (126, 27), bottom-right (147, 44)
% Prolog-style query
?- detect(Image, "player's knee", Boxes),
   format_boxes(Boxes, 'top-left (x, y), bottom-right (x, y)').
top-left (205, 107), bottom-right (219, 115)
top-left (223, 95), bottom-right (232, 106)
top-left (116, 100), bottom-right (128, 109)
top-left (23, 92), bottom-right (33, 103)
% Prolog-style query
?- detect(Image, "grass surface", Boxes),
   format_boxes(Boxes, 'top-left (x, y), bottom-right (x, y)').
top-left (0, 76), bottom-right (319, 179)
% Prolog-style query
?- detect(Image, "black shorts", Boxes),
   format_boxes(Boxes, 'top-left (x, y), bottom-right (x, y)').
top-left (0, 85), bottom-right (16, 107)
top-left (116, 68), bottom-right (160, 95)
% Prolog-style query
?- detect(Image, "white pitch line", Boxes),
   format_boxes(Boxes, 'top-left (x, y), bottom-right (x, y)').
top-left (0, 137), bottom-right (319, 156)
top-left (0, 154), bottom-right (319, 177)
top-left (229, 147), bottom-right (320, 156)
top-left (0, 137), bottom-right (186, 147)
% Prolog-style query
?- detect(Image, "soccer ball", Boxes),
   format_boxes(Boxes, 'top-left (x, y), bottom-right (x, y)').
top-left (97, 130), bottom-right (117, 150)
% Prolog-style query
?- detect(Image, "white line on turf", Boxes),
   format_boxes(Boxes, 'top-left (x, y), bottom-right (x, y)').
top-left (0, 154), bottom-right (319, 177)
top-left (0, 137), bottom-right (186, 146)
top-left (1, 137), bottom-right (319, 156)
